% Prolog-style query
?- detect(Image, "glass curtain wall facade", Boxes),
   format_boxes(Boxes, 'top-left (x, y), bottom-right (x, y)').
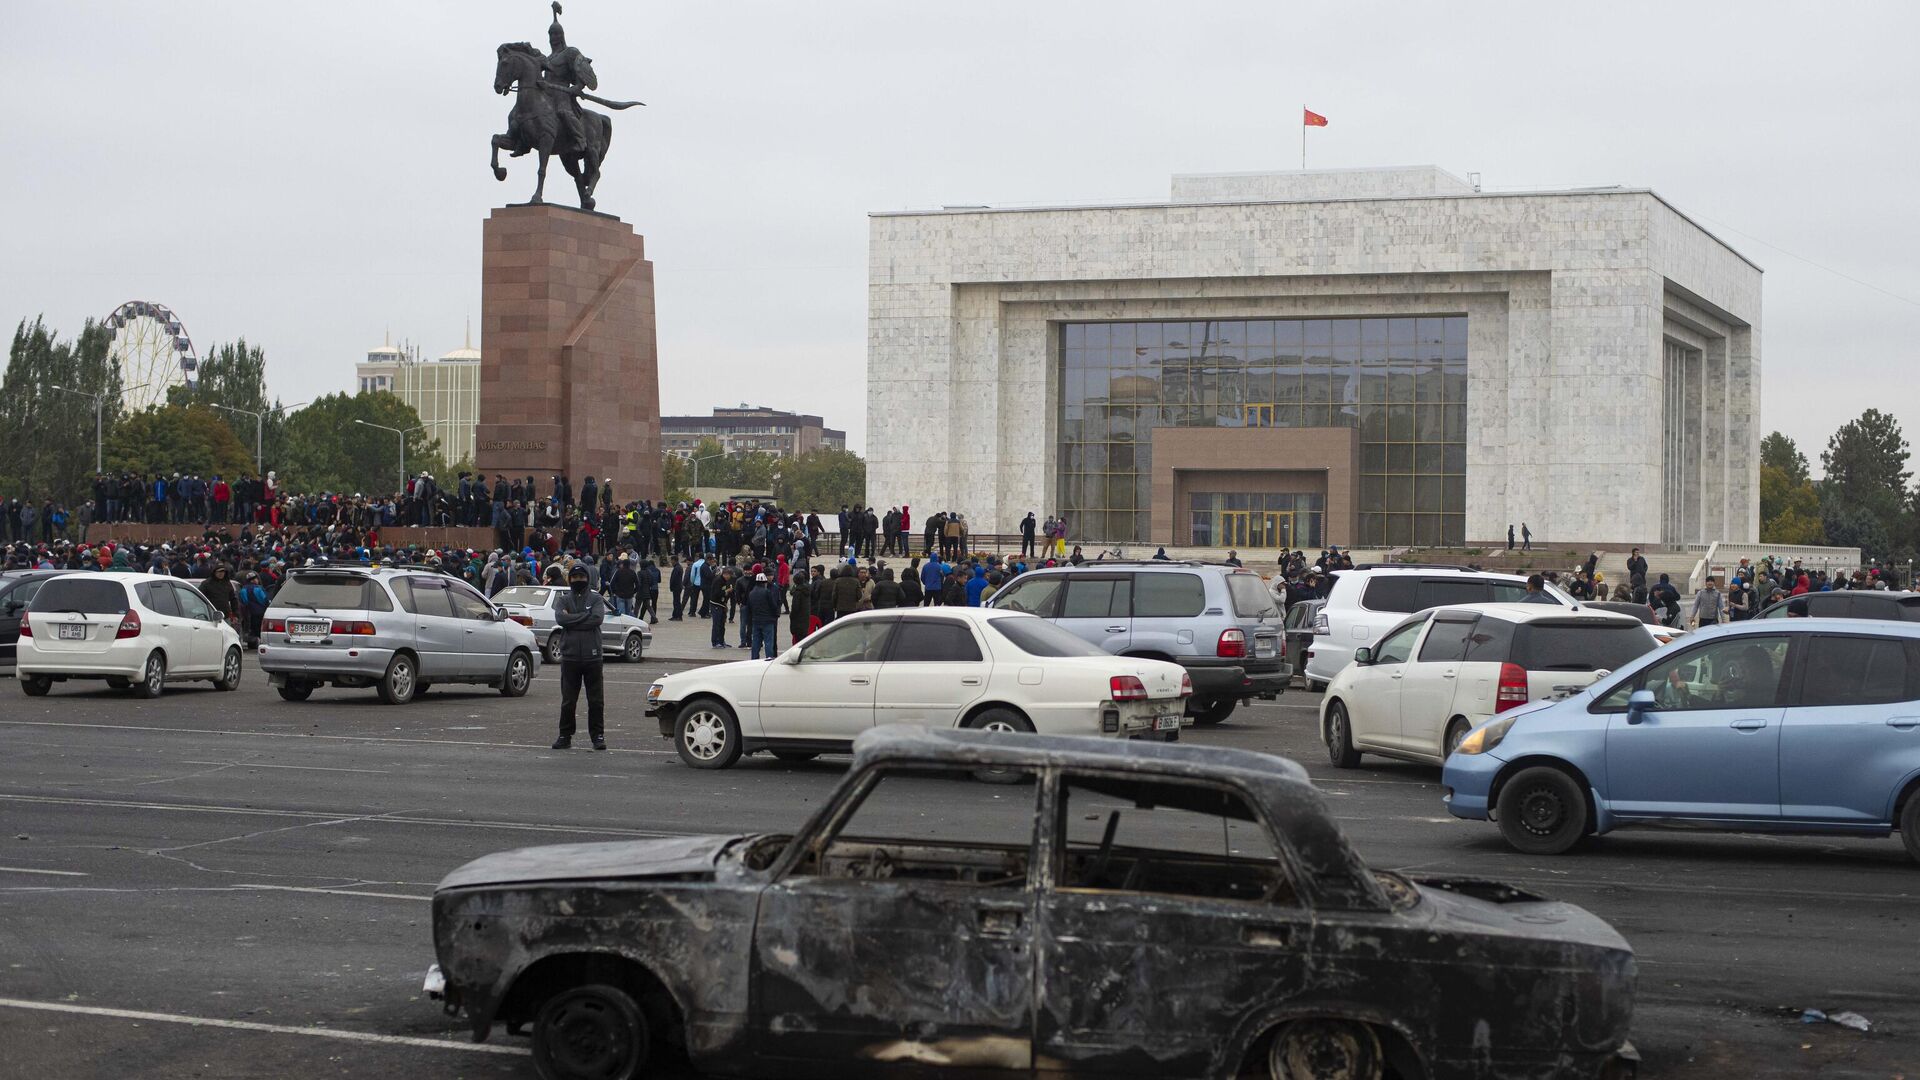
top-left (1060, 316), bottom-right (1467, 546)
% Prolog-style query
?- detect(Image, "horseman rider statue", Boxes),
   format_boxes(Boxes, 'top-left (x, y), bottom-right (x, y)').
top-left (542, 3), bottom-right (595, 154)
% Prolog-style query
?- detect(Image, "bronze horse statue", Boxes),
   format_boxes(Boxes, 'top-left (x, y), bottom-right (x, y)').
top-left (491, 42), bottom-right (613, 211)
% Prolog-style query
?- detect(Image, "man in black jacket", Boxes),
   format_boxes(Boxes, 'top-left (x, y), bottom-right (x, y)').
top-left (551, 563), bottom-right (607, 750)
top-left (746, 572), bottom-right (783, 659)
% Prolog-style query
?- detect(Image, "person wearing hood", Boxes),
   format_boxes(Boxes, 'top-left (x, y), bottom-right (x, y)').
top-left (965, 564), bottom-right (990, 606)
top-left (201, 564), bottom-right (239, 626)
top-left (920, 556), bottom-right (945, 607)
top-left (551, 563), bottom-right (607, 751)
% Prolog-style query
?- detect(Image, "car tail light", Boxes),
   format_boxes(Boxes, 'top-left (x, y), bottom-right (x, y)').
top-left (261, 618), bottom-right (286, 634)
top-left (1109, 675), bottom-right (1148, 702)
top-left (1495, 662), bottom-right (1530, 712)
top-left (508, 615), bottom-right (534, 627)
top-left (332, 621), bottom-right (378, 636)
top-left (1217, 628), bottom-right (1247, 658)
top-left (116, 611), bottom-right (142, 639)
top-left (1313, 612), bottom-right (1329, 635)
top-left (17, 612), bottom-right (29, 638)
top-left (1179, 673), bottom-right (1193, 697)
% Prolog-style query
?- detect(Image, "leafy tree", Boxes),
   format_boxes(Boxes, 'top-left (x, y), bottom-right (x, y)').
top-left (1819, 410), bottom-right (1912, 562)
top-left (0, 317), bottom-right (123, 502)
top-left (1760, 431), bottom-right (1809, 485)
top-left (170, 338), bottom-right (288, 471)
top-left (103, 405), bottom-right (254, 480)
top-left (662, 452), bottom-right (691, 504)
top-left (669, 438), bottom-right (779, 496)
top-left (775, 448), bottom-right (866, 514)
top-left (1760, 463), bottom-right (1821, 543)
top-left (278, 392), bottom-right (438, 496)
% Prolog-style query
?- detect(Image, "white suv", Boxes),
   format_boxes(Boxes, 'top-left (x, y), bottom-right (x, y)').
top-left (1319, 603), bottom-right (1655, 768)
top-left (1302, 566), bottom-right (1574, 688)
top-left (17, 572), bottom-right (245, 698)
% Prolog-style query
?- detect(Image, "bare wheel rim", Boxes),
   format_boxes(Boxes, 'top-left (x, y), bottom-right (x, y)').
top-left (1270, 1018), bottom-right (1381, 1080)
top-left (682, 709), bottom-right (728, 760)
top-left (542, 991), bottom-right (642, 1076)
top-left (1517, 783), bottom-right (1566, 836)
top-left (390, 659), bottom-right (414, 699)
top-left (625, 634), bottom-right (642, 660)
top-left (223, 650), bottom-right (241, 686)
top-left (145, 655), bottom-right (164, 695)
top-left (508, 654), bottom-right (529, 692)
top-left (981, 720), bottom-right (1018, 734)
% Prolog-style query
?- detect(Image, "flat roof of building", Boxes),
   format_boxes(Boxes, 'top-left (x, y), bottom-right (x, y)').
top-left (872, 176), bottom-right (1759, 273)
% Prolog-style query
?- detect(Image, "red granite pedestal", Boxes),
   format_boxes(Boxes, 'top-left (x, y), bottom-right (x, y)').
top-left (473, 204), bottom-right (661, 501)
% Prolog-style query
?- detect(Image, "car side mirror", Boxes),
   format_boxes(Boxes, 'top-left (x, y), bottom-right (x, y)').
top-left (2, 600), bottom-right (21, 617)
top-left (1625, 688), bottom-right (1656, 724)
top-left (1353, 646), bottom-right (1373, 665)
top-left (493, 606), bottom-right (508, 621)
top-left (782, 647), bottom-right (803, 665)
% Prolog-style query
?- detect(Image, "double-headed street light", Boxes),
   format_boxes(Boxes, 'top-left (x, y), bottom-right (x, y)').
top-left (207, 400), bottom-right (309, 476)
top-left (660, 449), bottom-right (732, 491)
top-left (354, 419), bottom-right (426, 495)
top-left (51, 381), bottom-right (150, 473)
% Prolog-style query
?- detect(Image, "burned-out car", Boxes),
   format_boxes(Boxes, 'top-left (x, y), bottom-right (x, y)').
top-left (425, 727), bottom-right (1638, 1080)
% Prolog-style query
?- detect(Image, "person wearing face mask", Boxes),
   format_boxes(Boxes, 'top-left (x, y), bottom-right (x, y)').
top-left (551, 562), bottom-right (608, 751)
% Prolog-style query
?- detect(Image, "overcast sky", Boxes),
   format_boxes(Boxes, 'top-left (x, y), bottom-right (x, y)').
top-left (6, 1), bottom-right (1917, 468)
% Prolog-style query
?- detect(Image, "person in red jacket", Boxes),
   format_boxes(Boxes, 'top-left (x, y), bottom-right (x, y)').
top-left (211, 476), bottom-right (232, 524)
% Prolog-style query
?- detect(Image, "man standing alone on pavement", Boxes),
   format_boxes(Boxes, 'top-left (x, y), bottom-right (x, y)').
top-left (551, 563), bottom-right (607, 751)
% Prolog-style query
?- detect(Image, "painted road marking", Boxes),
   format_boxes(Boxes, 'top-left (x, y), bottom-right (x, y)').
top-left (0, 794), bottom-right (699, 839)
top-left (0, 866), bottom-right (87, 877)
top-left (182, 760), bottom-right (391, 775)
top-left (0, 719), bottom-right (677, 756)
top-left (0, 997), bottom-right (528, 1056)
top-left (234, 884), bottom-right (430, 902)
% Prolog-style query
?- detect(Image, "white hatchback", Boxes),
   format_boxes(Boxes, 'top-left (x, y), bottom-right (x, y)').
top-left (17, 572), bottom-right (245, 698)
top-left (1319, 603), bottom-right (1655, 769)
top-left (646, 608), bottom-right (1193, 769)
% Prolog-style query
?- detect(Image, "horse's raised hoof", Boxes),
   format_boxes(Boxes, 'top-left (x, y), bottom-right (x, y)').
top-left (492, 166), bottom-right (507, 181)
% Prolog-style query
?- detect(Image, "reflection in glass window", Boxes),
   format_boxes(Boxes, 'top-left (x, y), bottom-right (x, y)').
top-left (1060, 316), bottom-right (1465, 545)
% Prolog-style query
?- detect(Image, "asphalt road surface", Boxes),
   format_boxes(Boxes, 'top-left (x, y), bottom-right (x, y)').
top-left (1, 647), bottom-right (1913, 1079)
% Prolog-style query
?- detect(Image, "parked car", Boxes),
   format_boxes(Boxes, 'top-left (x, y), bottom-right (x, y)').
top-left (985, 560), bottom-right (1286, 725)
top-left (1303, 565), bottom-right (1575, 688)
top-left (425, 726), bottom-right (1639, 1080)
top-left (647, 608), bottom-right (1192, 769)
top-left (1584, 600), bottom-right (1688, 646)
top-left (1755, 589), bottom-right (1920, 621)
top-left (1283, 597), bottom-right (1324, 688)
top-left (1321, 604), bottom-right (1657, 769)
top-left (16, 572), bottom-right (243, 698)
top-left (257, 565), bottom-right (539, 704)
top-left (0, 569), bottom-right (69, 677)
top-left (492, 585), bottom-right (651, 664)
top-left (1443, 619), bottom-right (1920, 862)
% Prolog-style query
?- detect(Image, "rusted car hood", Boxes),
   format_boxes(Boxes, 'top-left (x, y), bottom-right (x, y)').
top-left (436, 833), bottom-right (740, 891)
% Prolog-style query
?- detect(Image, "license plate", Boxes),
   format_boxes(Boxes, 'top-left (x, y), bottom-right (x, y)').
top-left (58, 624), bottom-right (86, 641)
top-left (288, 619), bottom-right (329, 641)
top-left (1255, 640), bottom-right (1276, 658)
top-left (1154, 715), bottom-right (1181, 731)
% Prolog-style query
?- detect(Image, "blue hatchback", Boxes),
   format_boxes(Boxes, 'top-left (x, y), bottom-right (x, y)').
top-left (1443, 619), bottom-right (1920, 861)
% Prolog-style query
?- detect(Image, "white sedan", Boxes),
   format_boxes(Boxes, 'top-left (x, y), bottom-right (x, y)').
top-left (17, 572), bottom-right (245, 698)
top-left (646, 608), bottom-right (1193, 769)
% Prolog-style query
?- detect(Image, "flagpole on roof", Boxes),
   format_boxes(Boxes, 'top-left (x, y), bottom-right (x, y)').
top-left (1302, 104), bottom-right (1307, 170)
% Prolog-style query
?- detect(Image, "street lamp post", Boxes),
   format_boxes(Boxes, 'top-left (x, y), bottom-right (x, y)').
top-left (51, 381), bottom-right (150, 473)
top-left (659, 449), bottom-right (732, 494)
top-left (355, 419), bottom-right (424, 494)
top-left (208, 400), bottom-right (309, 476)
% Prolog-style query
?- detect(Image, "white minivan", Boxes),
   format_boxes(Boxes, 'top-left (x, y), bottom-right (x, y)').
top-left (1318, 603), bottom-right (1654, 769)
top-left (1302, 566), bottom-right (1575, 688)
top-left (17, 573), bottom-right (245, 698)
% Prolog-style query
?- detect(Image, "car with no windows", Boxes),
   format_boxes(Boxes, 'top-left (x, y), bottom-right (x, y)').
top-left (425, 726), bottom-right (1638, 1080)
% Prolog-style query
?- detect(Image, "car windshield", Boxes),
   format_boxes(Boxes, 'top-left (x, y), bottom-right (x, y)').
top-left (275, 574), bottom-right (390, 612)
top-left (1224, 573), bottom-right (1279, 618)
top-left (493, 587), bottom-right (552, 607)
top-left (27, 578), bottom-right (127, 615)
top-left (988, 615), bottom-right (1109, 657)
top-left (1514, 622), bottom-right (1656, 671)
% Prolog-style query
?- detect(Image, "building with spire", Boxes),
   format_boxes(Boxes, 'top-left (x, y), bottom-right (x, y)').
top-left (352, 325), bottom-right (484, 467)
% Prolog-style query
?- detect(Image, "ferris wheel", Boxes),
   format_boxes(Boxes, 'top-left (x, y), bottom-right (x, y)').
top-left (104, 300), bottom-right (198, 411)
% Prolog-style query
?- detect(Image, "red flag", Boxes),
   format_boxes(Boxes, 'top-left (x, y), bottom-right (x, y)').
top-left (1303, 108), bottom-right (1328, 127)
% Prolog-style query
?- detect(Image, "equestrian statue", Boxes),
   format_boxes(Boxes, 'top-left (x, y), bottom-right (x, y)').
top-left (491, 3), bottom-right (643, 212)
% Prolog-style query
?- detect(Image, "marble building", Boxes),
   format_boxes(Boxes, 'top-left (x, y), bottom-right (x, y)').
top-left (865, 166), bottom-right (1761, 550)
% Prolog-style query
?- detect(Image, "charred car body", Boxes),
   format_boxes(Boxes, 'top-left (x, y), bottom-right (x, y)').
top-left (426, 727), bottom-right (1637, 1079)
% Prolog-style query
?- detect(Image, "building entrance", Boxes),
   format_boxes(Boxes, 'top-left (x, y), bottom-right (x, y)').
top-left (1218, 510), bottom-right (1293, 549)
